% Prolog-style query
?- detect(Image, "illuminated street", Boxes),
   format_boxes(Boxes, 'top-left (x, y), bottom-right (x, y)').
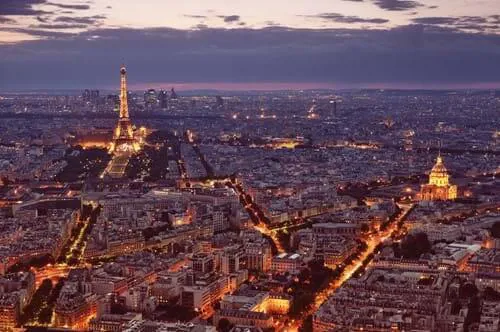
top-left (294, 203), bottom-right (413, 330)
top-left (229, 178), bottom-right (286, 253)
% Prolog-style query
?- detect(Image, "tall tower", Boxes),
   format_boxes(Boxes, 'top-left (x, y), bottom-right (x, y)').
top-left (111, 65), bottom-right (137, 153)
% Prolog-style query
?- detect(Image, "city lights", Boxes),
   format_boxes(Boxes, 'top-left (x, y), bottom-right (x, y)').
top-left (0, 2), bottom-right (499, 331)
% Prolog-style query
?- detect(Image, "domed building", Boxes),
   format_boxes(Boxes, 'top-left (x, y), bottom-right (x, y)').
top-left (419, 154), bottom-right (457, 201)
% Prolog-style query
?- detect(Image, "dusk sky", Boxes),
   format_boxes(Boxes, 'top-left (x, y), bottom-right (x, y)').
top-left (1, 0), bottom-right (500, 90)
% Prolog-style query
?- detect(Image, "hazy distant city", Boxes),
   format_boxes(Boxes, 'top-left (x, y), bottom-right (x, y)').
top-left (1, 0), bottom-right (500, 332)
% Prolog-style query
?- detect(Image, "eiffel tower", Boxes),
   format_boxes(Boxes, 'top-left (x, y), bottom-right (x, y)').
top-left (110, 65), bottom-right (138, 154)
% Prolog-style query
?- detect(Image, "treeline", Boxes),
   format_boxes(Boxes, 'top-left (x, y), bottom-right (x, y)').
top-left (56, 147), bottom-right (110, 182)
top-left (21, 278), bottom-right (66, 326)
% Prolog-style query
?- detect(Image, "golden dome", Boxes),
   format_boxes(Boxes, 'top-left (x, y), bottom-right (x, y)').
top-left (430, 155), bottom-right (448, 175)
top-left (420, 153), bottom-right (458, 201)
top-left (429, 154), bottom-right (450, 187)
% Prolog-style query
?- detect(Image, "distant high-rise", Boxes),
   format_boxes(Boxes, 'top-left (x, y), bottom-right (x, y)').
top-left (82, 89), bottom-right (99, 104)
top-left (170, 87), bottom-right (178, 99)
top-left (329, 100), bottom-right (337, 117)
top-left (158, 90), bottom-right (168, 109)
top-left (216, 95), bottom-right (224, 108)
top-left (144, 89), bottom-right (157, 107)
top-left (82, 89), bottom-right (91, 102)
top-left (90, 90), bottom-right (100, 105)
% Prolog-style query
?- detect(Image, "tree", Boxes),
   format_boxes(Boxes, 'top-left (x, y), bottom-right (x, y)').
top-left (380, 221), bottom-right (389, 231)
top-left (0, 176), bottom-right (11, 186)
top-left (298, 268), bottom-right (311, 283)
top-left (399, 232), bottom-right (431, 259)
top-left (417, 276), bottom-right (434, 286)
top-left (360, 223), bottom-right (370, 233)
top-left (290, 291), bottom-right (314, 317)
top-left (483, 287), bottom-right (500, 301)
top-left (464, 295), bottom-right (481, 331)
top-left (450, 300), bottom-right (461, 315)
top-left (299, 315), bottom-right (313, 332)
top-left (392, 242), bottom-right (401, 258)
top-left (277, 231), bottom-right (291, 252)
top-left (245, 194), bottom-right (253, 203)
top-left (459, 282), bottom-right (478, 299)
top-left (80, 204), bottom-right (93, 220)
top-left (491, 222), bottom-right (500, 238)
top-left (7, 254), bottom-right (54, 273)
top-left (21, 279), bottom-right (53, 324)
top-left (262, 234), bottom-right (278, 255)
top-left (217, 318), bottom-right (233, 332)
top-left (358, 241), bottom-right (368, 251)
top-left (38, 306), bottom-right (53, 324)
top-left (249, 212), bottom-right (260, 225)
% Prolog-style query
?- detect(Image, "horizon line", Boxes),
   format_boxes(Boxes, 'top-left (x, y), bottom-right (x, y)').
top-left (3, 81), bottom-right (500, 93)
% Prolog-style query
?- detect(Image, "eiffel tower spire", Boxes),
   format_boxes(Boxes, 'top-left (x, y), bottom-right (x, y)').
top-left (119, 64), bottom-right (129, 119)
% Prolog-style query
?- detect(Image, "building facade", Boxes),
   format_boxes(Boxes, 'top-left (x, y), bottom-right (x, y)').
top-left (419, 155), bottom-right (457, 201)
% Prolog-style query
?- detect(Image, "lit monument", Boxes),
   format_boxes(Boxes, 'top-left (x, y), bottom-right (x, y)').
top-left (419, 154), bottom-right (457, 201)
top-left (109, 65), bottom-right (140, 153)
top-left (104, 65), bottom-right (143, 178)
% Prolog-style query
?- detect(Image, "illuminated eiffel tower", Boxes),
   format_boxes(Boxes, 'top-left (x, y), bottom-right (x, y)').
top-left (103, 65), bottom-right (141, 178)
top-left (110, 65), bottom-right (139, 154)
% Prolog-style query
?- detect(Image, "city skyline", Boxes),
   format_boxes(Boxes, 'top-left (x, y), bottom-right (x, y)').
top-left (0, 64), bottom-right (499, 331)
top-left (2, 0), bottom-right (500, 89)
top-left (1, 2), bottom-right (499, 332)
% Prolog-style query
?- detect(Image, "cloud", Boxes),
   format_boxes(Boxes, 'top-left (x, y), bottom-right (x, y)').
top-left (265, 21), bottom-right (281, 27)
top-left (0, 0), bottom-right (50, 16)
top-left (411, 16), bottom-right (498, 33)
top-left (372, 0), bottom-right (423, 11)
top-left (0, 27), bottom-right (76, 38)
top-left (491, 15), bottom-right (500, 24)
top-left (193, 24), bottom-right (209, 30)
top-left (412, 16), bottom-right (490, 25)
top-left (184, 15), bottom-right (207, 19)
top-left (339, 0), bottom-right (423, 11)
top-left (0, 0), bottom-right (94, 27)
top-left (32, 23), bottom-right (88, 29)
top-left (461, 16), bottom-right (488, 24)
top-left (0, 16), bottom-right (17, 24)
top-left (412, 17), bottom-right (458, 25)
top-left (36, 16), bottom-right (49, 23)
top-left (219, 15), bottom-right (240, 23)
top-left (308, 13), bottom-right (389, 24)
top-left (454, 24), bottom-right (498, 32)
top-left (47, 2), bottom-right (90, 10)
top-left (1, 25), bottom-right (500, 89)
top-left (54, 15), bottom-right (105, 24)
